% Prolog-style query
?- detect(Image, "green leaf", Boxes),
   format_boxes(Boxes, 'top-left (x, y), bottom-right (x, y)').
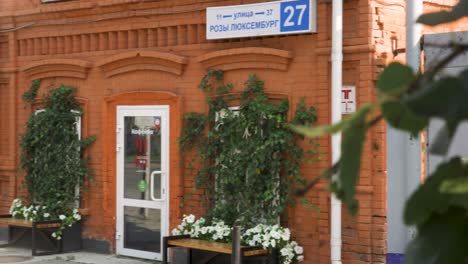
top-left (404, 158), bottom-right (468, 226)
top-left (406, 76), bottom-right (468, 120)
top-left (418, 11), bottom-right (460, 26)
top-left (289, 121), bottom-right (347, 138)
top-left (377, 62), bottom-right (415, 96)
top-left (381, 101), bottom-right (428, 136)
top-left (440, 177), bottom-right (468, 194)
top-left (405, 208), bottom-right (468, 264)
top-left (22, 79), bottom-right (42, 104)
top-left (300, 198), bottom-right (320, 212)
top-left (336, 105), bottom-right (371, 215)
top-left (418, 0), bottom-right (468, 26)
top-left (429, 125), bottom-right (452, 155)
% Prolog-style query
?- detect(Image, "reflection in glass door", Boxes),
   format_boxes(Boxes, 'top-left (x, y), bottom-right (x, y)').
top-left (116, 106), bottom-right (169, 260)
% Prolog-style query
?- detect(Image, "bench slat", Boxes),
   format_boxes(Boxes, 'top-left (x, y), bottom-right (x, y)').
top-left (0, 218), bottom-right (33, 228)
top-left (168, 239), bottom-right (232, 254)
top-left (244, 249), bottom-right (269, 257)
top-left (36, 223), bottom-right (61, 228)
top-left (167, 238), bottom-right (268, 256)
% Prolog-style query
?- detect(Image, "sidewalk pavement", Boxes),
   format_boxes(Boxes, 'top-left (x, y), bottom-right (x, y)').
top-left (0, 247), bottom-right (161, 264)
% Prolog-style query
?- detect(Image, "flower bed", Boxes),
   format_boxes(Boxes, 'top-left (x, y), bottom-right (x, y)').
top-left (9, 198), bottom-right (81, 240)
top-left (172, 215), bottom-right (304, 264)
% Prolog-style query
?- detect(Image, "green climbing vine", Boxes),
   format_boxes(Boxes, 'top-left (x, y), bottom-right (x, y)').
top-left (21, 79), bottom-right (41, 104)
top-left (180, 70), bottom-right (320, 227)
top-left (20, 83), bottom-right (95, 214)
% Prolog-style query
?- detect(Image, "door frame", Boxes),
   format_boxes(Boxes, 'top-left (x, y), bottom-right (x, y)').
top-left (115, 105), bottom-right (170, 260)
top-left (101, 91), bottom-right (182, 256)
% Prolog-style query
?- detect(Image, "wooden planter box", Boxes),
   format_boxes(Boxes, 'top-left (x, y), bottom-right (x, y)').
top-left (0, 215), bottom-right (81, 256)
top-left (172, 248), bottom-right (278, 264)
top-left (164, 235), bottom-right (278, 264)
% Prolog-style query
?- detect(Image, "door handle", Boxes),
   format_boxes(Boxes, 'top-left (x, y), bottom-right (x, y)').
top-left (150, 171), bottom-right (164, 201)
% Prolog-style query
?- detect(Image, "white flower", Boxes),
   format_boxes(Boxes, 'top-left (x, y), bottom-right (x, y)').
top-left (270, 239), bottom-right (276, 248)
top-left (172, 228), bottom-right (180, 235)
top-left (59, 215), bottom-right (66, 220)
top-left (253, 225), bottom-right (262, 233)
top-left (43, 213), bottom-right (50, 218)
top-left (73, 208), bottom-right (78, 214)
top-left (280, 247), bottom-right (289, 256)
top-left (281, 228), bottom-right (291, 241)
top-left (73, 214), bottom-right (81, 221)
top-left (185, 214), bottom-right (195, 224)
top-left (52, 232), bottom-right (57, 238)
top-left (253, 234), bottom-right (261, 243)
top-left (297, 255), bottom-right (304, 262)
top-left (294, 245), bottom-right (303, 254)
top-left (10, 199), bottom-right (22, 214)
top-left (196, 218), bottom-right (206, 225)
top-left (270, 230), bottom-right (280, 239)
top-left (57, 236), bottom-right (62, 240)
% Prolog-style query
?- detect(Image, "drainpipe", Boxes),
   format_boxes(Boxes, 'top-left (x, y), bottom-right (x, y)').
top-left (405, 0), bottom-right (423, 242)
top-left (331, 0), bottom-right (343, 264)
top-left (406, 1), bottom-right (422, 70)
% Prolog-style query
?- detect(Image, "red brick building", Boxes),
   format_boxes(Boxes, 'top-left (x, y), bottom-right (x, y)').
top-left (0, 0), bottom-right (467, 263)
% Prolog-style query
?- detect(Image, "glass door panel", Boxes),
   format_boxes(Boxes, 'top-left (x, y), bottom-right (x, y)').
top-left (124, 206), bottom-right (161, 253)
top-left (123, 116), bottom-right (162, 200)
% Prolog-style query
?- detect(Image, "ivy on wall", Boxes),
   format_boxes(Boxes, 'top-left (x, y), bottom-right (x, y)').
top-left (180, 70), bottom-right (320, 227)
top-left (21, 79), bottom-right (41, 104)
top-left (20, 83), bottom-right (95, 213)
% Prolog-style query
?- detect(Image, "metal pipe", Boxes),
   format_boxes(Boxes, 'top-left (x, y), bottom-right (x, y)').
top-left (406, 1), bottom-right (423, 71)
top-left (405, 0), bottom-right (423, 242)
top-left (331, 0), bottom-right (343, 263)
top-left (231, 223), bottom-right (242, 264)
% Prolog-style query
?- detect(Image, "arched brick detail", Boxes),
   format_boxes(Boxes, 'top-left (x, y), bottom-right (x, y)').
top-left (101, 91), bottom-right (182, 247)
top-left (196, 47), bottom-right (293, 71)
top-left (96, 51), bottom-right (188, 78)
top-left (21, 59), bottom-right (92, 79)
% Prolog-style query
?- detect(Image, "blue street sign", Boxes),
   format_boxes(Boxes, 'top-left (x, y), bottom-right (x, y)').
top-left (207, 0), bottom-right (317, 40)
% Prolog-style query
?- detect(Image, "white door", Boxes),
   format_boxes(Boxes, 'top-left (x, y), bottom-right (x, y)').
top-left (116, 105), bottom-right (169, 260)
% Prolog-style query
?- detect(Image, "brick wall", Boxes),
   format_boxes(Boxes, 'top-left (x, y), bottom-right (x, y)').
top-left (0, 0), bottom-right (467, 263)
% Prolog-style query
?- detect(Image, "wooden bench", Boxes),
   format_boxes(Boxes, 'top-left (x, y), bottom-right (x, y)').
top-left (162, 234), bottom-right (276, 264)
top-left (0, 214), bottom-right (63, 256)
